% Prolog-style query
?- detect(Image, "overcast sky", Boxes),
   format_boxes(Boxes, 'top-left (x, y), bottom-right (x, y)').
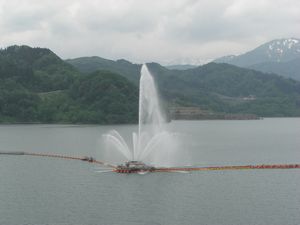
top-left (0, 0), bottom-right (299, 64)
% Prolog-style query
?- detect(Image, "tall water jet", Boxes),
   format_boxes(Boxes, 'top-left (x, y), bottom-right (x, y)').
top-left (102, 64), bottom-right (181, 167)
top-left (136, 65), bottom-right (166, 161)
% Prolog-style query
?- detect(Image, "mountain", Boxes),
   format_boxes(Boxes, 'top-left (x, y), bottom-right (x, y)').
top-left (65, 56), bottom-right (141, 84)
top-left (1, 45), bottom-right (300, 124)
top-left (147, 62), bottom-right (300, 117)
top-left (213, 55), bottom-right (236, 64)
top-left (0, 46), bottom-right (138, 124)
top-left (249, 58), bottom-right (300, 80)
top-left (214, 38), bottom-right (300, 66)
top-left (65, 56), bottom-right (300, 117)
top-left (213, 38), bottom-right (300, 80)
top-left (0, 45), bottom-right (80, 92)
top-left (166, 64), bottom-right (197, 70)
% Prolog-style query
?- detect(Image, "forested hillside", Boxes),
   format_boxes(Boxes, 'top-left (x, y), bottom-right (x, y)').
top-left (68, 56), bottom-right (300, 117)
top-left (0, 46), bottom-right (138, 123)
top-left (1, 45), bottom-right (300, 124)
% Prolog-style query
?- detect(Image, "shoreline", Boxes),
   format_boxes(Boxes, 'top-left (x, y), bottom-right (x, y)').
top-left (1, 117), bottom-right (300, 126)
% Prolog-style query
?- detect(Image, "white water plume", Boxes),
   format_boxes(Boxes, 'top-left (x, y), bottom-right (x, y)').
top-left (102, 64), bottom-right (182, 166)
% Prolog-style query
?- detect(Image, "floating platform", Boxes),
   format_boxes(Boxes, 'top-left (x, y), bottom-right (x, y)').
top-left (115, 161), bottom-right (155, 173)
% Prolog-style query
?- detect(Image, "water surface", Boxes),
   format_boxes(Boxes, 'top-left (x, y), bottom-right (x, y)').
top-left (0, 118), bottom-right (299, 224)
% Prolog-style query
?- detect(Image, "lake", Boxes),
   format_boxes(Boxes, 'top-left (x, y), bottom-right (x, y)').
top-left (0, 118), bottom-right (299, 225)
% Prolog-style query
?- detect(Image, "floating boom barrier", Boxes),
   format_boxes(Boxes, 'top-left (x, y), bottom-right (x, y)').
top-left (153, 164), bottom-right (300, 173)
top-left (0, 151), bottom-right (116, 168)
top-left (1, 151), bottom-right (300, 173)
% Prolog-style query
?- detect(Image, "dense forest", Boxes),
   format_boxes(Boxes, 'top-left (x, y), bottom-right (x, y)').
top-left (1, 45), bottom-right (300, 124)
top-left (68, 56), bottom-right (300, 117)
top-left (148, 62), bottom-right (300, 116)
top-left (0, 46), bottom-right (138, 123)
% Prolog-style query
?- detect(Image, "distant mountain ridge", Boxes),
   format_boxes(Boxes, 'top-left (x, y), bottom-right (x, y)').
top-left (214, 38), bottom-right (300, 80)
top-left (65, 56), bottom-right (141, 84)
top-left (165, 64), bottom-right (198, 70)
top-left (249, 58), bottom-right (300, 81)
top-left (214, 38), bottom-right (300, 66)
top-left (66, 55), bottom-right (300, 117)
top-left (1, 44), bottom-right (300, 124)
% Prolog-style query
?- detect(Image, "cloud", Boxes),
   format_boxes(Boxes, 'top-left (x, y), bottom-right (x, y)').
top-left (0, 0), bottom-right (299, 64)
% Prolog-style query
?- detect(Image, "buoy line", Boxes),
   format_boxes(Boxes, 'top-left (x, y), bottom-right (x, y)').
top-left (1, 151), bottom-right (299, 173)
